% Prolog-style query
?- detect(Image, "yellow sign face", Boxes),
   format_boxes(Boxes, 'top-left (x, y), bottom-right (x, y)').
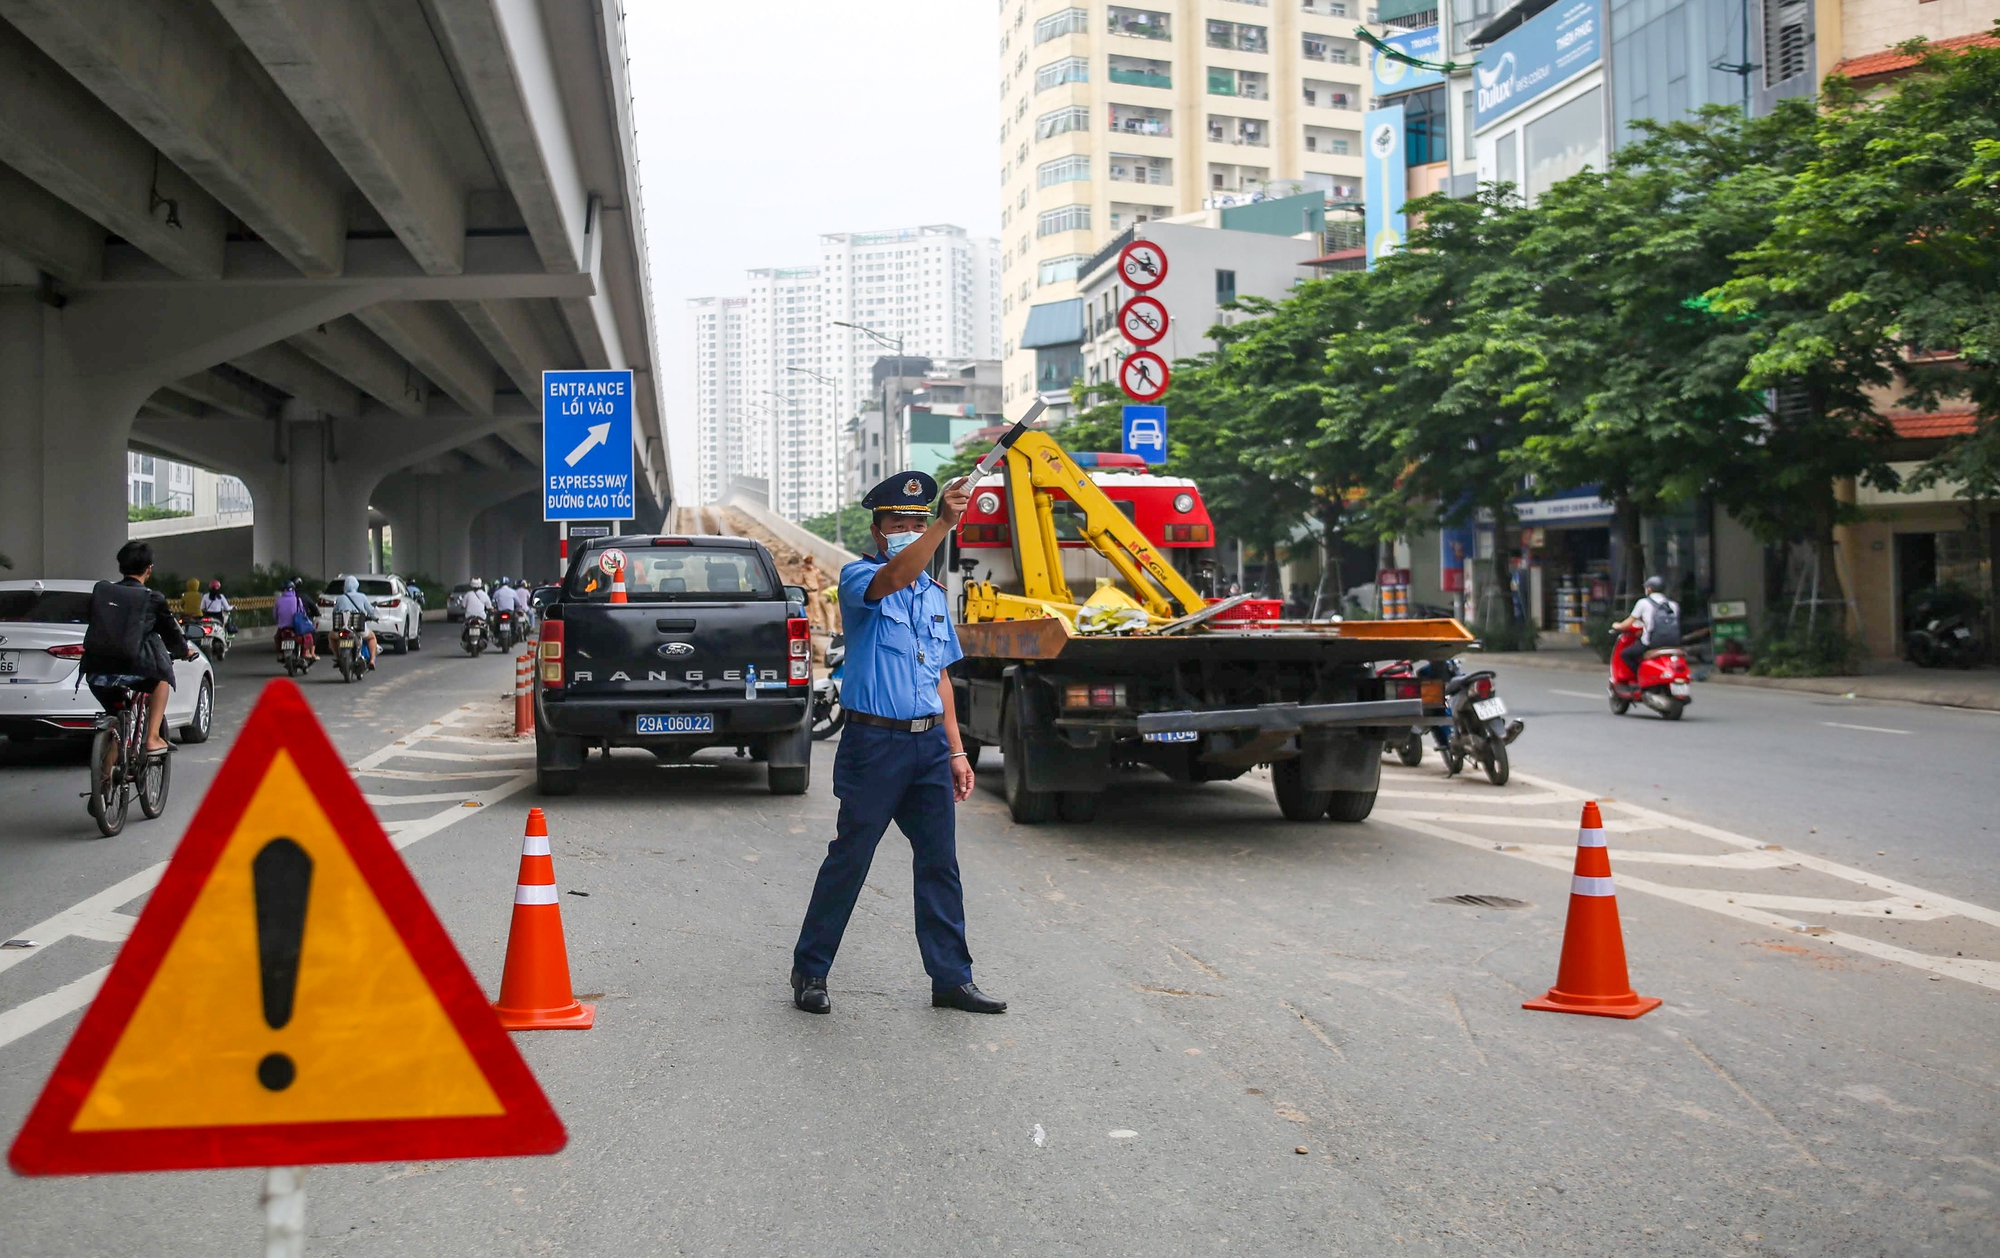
top-left (73, 751), bottom-right (502, 1131)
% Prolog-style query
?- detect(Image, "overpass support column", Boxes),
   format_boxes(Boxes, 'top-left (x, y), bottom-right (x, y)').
top-left (372, 470), bottom-right (534, 586)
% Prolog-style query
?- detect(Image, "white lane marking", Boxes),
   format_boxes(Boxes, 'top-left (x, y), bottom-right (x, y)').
top-left (0, 705), bottom-right (519, 1050)
top-left (1496, 842), bottom-right (1794, 870)
top-left (363, 791), bottom-right (491, 806)
top-left (1376, 789), bottom-right (1573, 806)
top-left (1378, 810), bottom-right (1656, 833)
top-left (385, 749), bottom-right (535, 763)
top-left (1380, 769), bottom-right (2000, 988)
top-left (1550, 689), bottom-right (1606, 700)
top-left (353, 767), bottom-right (521, 782)
top-left (1823, 721), bottom-right (1911, 735)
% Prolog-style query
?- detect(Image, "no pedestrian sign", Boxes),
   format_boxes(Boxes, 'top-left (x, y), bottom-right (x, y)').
top-left (544, 369), bottom-right (635, 522)
top-left (7, 680), bottom-right (565, 1174)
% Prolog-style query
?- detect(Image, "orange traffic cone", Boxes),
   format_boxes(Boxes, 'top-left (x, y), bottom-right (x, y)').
top-left (1523, 801), bottom-right (1662, 1019)
top-left (607, 561), bottom-right (627, 604)
top-left (492, 808), bottom-right (595, 1029)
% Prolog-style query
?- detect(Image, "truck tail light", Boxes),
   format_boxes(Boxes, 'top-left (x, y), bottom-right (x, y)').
top-left (46, 644), bottom-right (85, 660)
top-left (1394, 680), bottom-right (1421, 700)
top-left (538, 620), bottom-right (564, 688)
top-left (788, 617), bottom-right (810, 685)
top-left (961, 523), bottom-right (1011, 544)
top-left (1162, 524), bottom-right (1211, 543)
top-left (1062, 682), bottom-right (1127, 709)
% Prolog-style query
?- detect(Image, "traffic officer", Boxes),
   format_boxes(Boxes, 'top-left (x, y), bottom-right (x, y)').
top-left (789, 470), bottom-right (1004, 1016)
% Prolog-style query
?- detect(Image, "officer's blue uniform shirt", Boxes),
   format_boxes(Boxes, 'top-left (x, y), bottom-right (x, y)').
top-left (838, 553), bottom-right (962, 720)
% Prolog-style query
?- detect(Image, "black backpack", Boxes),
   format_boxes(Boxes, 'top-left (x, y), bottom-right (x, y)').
top-left (82, 581), bottom-right (154, 673)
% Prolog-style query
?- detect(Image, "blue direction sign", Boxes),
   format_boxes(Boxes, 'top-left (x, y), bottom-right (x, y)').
top-left (1122, 404), bottom-right (1167, 465)
top-left (543, 370), bottom-right (635, 521)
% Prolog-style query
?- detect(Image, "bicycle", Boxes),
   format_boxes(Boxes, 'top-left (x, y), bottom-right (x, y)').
top-left (84, 681), bottom-right (169, 837)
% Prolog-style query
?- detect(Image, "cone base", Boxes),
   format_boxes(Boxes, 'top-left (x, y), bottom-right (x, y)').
top-left (494, 999), bottom-right (596, 1030)
top-left (1523, 990), bottom-right (1661, 1020)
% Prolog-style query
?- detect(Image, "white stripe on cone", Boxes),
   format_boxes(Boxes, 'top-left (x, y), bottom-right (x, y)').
top-left (1571, 874), bottom-right (1616, 897)
top-left (521, 833), bottom-right (551, 857)
top-left (1577, 828), bottom-right (1607, 848)
top-left (515, 884), bottom-right (560, 905)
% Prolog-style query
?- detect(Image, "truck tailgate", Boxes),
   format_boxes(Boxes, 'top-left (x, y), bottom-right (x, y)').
top-left (560, 602), bottom-right (793, 695)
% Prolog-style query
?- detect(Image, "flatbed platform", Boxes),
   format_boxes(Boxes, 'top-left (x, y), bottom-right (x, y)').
top-left (956, 617), bottom-right (1475, 667)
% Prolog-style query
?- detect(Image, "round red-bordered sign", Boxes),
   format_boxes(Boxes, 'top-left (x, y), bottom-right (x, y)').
top-left (1117, 295), bottom-right (1170, 347)
top-left (597, 547), bottom-right (627, 575)
top-left (1116, 240), bottom-right (1169, 291)
top-left (1118, 351), bottom-right (1171, 403)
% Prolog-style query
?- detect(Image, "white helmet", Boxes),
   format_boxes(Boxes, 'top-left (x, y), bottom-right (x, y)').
top-left (470, 577), bottom-right (484, 590)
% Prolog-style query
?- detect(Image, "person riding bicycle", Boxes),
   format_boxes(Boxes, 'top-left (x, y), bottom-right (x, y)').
top-left (272, 579), bottom-right (317, 661)
top-left (332, 575), bottom-right (381, 669)
top-left (82, 541), bottom-right (198, 755)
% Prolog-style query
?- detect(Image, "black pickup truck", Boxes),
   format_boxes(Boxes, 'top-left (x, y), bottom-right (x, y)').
top-left (531, 534), bottom-right (814, 796)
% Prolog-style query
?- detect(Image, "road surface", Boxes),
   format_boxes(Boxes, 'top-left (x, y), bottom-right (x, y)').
top-left (2, 651), bottom-right (1994, 1254)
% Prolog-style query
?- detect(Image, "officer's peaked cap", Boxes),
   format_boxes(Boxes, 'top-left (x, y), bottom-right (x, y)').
top-left (863, 470), bottom-right (936, 516)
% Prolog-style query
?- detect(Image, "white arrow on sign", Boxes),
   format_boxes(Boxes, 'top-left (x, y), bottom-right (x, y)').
top-left (563, 423), bottom-right (611, 467)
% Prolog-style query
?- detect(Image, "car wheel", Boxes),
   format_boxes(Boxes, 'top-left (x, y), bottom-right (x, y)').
top-left (768, 765), bottom-right (809, 795)
top-left (178, 677), bottom-right (213, 744)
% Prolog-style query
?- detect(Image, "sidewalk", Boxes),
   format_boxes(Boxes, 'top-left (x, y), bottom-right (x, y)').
top-left (1482, 644), bottom-right (2000, 713)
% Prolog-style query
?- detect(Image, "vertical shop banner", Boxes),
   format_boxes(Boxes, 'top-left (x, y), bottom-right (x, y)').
top-left (1363, 109), bottom-right (1408, 266)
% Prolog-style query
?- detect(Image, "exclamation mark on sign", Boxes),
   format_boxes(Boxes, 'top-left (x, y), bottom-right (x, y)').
top-left (252, 837), bottom-right (313, 1092)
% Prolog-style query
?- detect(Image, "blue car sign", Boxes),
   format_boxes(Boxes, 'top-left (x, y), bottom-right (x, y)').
top-left (1122, 404), bottom-right (1168, 465)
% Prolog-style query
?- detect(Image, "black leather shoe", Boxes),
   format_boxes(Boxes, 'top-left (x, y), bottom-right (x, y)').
top-left (791, 969), bottom-right (830, 1014)
top-left (932, 983), bottom-right (1007, 1014)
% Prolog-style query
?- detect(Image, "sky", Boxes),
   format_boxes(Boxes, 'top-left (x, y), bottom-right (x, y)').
top-left (623, 2), bottom-right (1003, 506)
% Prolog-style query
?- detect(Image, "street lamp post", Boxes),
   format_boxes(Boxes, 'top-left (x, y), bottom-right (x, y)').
top-left (784, 364), bottom-right (844, 550)
top-left (831, 320), bottom-right (907, 476)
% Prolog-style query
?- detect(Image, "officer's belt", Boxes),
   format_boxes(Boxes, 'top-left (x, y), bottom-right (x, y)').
top-left (847, 710), bottom-right (943, 734)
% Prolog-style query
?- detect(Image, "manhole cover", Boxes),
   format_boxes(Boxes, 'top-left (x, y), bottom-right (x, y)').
top-left (1433, 894), bottom-right (1530, 909)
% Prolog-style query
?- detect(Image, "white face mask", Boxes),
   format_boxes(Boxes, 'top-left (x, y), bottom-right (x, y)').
top-left (881, 529), bottom-right (921, 558)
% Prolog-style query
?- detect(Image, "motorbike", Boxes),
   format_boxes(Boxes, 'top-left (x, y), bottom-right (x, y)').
top-left (1906, 610), bottom-right (1978, 669)
top-left (493, 607), bottom-right (517, 650)
top-left (330, 610), bottom-right (373, 683)
top-left (462, 615), bottom-right (488, 658)
top-left (181, 613), bottom-right (231, 661)
top-left (275, 627), bottom-right (314, 677)
top-left (1441, 667), bottom-right (1522, 785)
top-left (1376, 659), bottom-right (1443, 766)
top-left (810, 634), bottom-right (846, 740)
top-left (1609, 625), bottom-right (1692, 719)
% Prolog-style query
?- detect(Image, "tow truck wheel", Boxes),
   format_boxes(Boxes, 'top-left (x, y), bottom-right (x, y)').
top-left (1272, 758), bottom-right (1334, 822)
top-left (768, 766), bottom-right (809, 795)
top-left (1324, 790), bottom-right (1378, 823)
top-left (1001, 706), bottom-right (1055, 824)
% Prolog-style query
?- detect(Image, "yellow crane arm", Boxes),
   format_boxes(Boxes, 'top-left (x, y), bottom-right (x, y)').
top-left (1003, 430), bottom-right (1208, 619)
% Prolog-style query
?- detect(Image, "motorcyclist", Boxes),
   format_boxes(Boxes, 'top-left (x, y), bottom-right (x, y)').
top-left (332, 575), bottom-right (381, 669)
top-left (1615, 575), bottom-right (1681, 679)
top-left (460, 577), bottom-right (493, 641)
top-left (273, 580), bottom-right (316, 661)
top-left (200, 579), bottom-right (232, 620)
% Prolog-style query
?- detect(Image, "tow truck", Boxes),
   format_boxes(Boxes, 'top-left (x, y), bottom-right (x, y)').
top-left (942, 430), bottom-right (1471, 824)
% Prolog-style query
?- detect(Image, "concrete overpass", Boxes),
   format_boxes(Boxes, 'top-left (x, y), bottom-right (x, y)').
top-left (0, 0), bottom-right (669, 584)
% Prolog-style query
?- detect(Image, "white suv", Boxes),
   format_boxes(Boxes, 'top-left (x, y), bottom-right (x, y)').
top-left (314, 575), bottom-right (423, 654)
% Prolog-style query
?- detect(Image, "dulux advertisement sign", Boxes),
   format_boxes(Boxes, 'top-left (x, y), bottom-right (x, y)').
top-left (1472, 0), bottom-right (1603, 132)
top-left (1369, 25), bottom-right (1445, 97)
top-left (1362, 108), bottom-right (1408, 266)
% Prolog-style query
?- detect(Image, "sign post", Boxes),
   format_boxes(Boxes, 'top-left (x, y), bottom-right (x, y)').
top-left (543, 370), bottom-right (636, 524)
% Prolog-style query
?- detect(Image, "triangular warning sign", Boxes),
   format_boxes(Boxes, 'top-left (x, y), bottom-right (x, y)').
top-left (9, 680), bottom-right (565, 1174)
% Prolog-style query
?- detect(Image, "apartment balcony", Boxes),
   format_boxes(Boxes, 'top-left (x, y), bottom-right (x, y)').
top-left (1108, 55), bottom-right (1172, 89)
top-left (1109, 103), bottom-right (1172, 137)
top-left (1109, 153), bottom-right (1172, 185)
top-left (1207, 68), bottom-right (1270, 99)
top-left (1205, 21), bottom-right (1270, 53)
top-left (1208, 115), bottom-right (1270, 147)
top-left (1107, 6), bottom-right (1171, 40)
top-left (1302, 36), bottom-right (1359, 64)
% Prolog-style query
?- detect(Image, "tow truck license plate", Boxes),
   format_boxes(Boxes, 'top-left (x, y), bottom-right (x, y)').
top-left (638, 713), bottom-right (713, 735)
top-left (1143, 730), bottom-right (1199, 743)
top-left (1472, 697), bottom-right (1507, 721)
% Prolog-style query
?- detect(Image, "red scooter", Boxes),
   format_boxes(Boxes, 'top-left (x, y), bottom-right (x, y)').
top-left (1609, 625), bottom-right (1692, 720)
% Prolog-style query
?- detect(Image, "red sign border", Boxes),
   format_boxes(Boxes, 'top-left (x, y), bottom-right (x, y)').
top-left (8, 679), bottom-right (567, 1175)
top-left (1118, 350), bottom-right (1172, 404)
top-left (1116, 240), bottom-right (1169, 291)
top-left (1117, 294), bottom-right (1170, 348)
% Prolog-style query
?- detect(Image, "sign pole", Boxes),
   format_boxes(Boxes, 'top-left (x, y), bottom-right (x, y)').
top-left (558, 521), bottom-right (568, 579)
top-left (263, 1166), bottom-right (305, 1258)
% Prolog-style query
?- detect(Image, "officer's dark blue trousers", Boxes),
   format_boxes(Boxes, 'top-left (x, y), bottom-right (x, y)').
top-left (792, 721), bottom-right (973, 989)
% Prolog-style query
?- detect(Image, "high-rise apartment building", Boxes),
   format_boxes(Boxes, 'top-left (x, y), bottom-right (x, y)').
top-left (688, 224), bottom-right (1001, 520)
top-left (997, 0), bottom-right (1378, 419)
